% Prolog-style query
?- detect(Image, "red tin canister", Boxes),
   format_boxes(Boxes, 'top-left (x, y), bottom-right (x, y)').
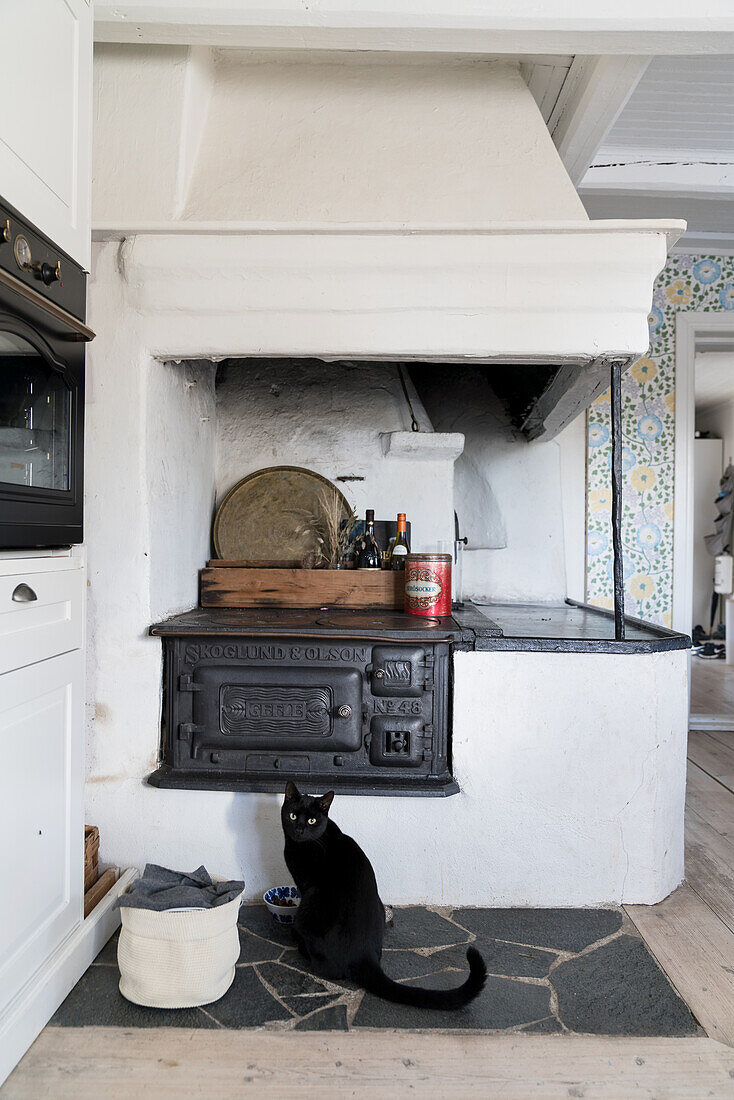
top-left (404, 553), bottom-right (452, 617)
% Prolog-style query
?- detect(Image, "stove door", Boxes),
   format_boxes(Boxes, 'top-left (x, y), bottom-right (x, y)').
top-left (369, 715), bottom-right (426, 768)
top-left (370, 645), bottom-right (428, 697)
top-left (191, 665), bottom-right (362, 754)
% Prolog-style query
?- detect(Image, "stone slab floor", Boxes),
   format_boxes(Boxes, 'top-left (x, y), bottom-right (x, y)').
top-left (50, 906), bottom-right (701, 1036)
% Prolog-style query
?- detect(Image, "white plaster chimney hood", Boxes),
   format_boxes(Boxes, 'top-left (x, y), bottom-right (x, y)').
top-left (93, 50), bottom-right (683, 437)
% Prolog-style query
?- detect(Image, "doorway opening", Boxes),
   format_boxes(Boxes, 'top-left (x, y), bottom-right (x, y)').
top-left (675, 314), bottom-right (734, 729)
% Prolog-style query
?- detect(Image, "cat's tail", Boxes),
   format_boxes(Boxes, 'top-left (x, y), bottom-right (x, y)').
top-left (355, 947), bottom-right (487, 1010)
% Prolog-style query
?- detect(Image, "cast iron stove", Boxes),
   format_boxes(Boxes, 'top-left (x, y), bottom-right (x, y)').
top-left (148, 608), bottom-right (465, 795)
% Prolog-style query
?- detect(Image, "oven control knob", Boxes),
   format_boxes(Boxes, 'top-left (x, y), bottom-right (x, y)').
top-left (1, 220), bottom-right (10, 244)
top-left (336, 704), bottom-right (352, 719)
top-left (32, 260), bottom-right (62, 286)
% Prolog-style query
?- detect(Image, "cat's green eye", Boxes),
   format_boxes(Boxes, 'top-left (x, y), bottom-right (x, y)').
top-left (307, 817), bottom-right (316, 825)
top-left (289, 813), bottom-right (296, 821)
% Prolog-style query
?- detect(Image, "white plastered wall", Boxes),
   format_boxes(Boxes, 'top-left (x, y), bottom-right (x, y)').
top-left (695, 351), bottom-right (734, 468)
top-left (558, 414), bottom-right (588, 604)
top-left (214, 360), bottom-right (459, 555)
top-left (411, 367), bottom-right (584, 603)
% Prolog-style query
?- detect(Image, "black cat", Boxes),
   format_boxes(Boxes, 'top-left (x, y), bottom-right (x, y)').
top-left (281, 781), bottom-right (487, 1009)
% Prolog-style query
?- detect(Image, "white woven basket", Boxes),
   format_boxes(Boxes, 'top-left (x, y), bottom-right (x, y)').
top-left (117, 890), bottom-right (244, 1008)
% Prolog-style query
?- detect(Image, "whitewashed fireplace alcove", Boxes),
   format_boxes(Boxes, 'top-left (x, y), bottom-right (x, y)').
top-left (84, 45), bottom-right (688, 906)
top-left (84, 220), bottom-right (687, 907)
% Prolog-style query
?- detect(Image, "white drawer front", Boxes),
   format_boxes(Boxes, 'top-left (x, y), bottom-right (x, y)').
top-left (0, 569), bottom-right (83, 675)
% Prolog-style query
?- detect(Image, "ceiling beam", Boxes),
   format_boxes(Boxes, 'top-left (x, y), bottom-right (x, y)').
top-left (94, 4), bottom-right (734, 53)
top-left (521, 356), bottom-right (628, 443)
top-left (549, 56), bottom-right (650, 187)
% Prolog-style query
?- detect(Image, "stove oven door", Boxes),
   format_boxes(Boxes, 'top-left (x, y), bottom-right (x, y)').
top-left (186, 665), bottom-right (363, 767)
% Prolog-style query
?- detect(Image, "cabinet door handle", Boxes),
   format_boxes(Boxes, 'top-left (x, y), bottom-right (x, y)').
top-left (12, 583), bottom-right (38, 603)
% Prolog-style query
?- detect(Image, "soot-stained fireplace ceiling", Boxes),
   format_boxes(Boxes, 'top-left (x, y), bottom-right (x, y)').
top-left (407, 362), bottom-right (562, 437)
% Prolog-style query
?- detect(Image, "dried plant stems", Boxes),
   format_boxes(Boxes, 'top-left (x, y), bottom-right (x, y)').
top-left (293, 484), bottom-right (357, 568)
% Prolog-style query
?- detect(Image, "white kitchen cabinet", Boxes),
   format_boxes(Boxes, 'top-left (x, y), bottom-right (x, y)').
top-left (0, 552), bottom-right (126, 1086)
top-left (0, 1), bottom-right (92, 267)
top-left (0, 650), bottom-right (84, 1018)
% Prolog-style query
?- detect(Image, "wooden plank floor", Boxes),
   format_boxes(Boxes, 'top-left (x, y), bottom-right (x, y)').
top-left (690, 658), bottom-right (734, 716)
top-left (626, 726), bottom-right (734, 1050)
top-left (686, 730), bottom-right (734, 945)
top-left (688, 730), bottom-right (734, 788)
top-left (3, 1030), bottom-right (734, 1099)
top-left (5, 727), bottom-right (734, 1097)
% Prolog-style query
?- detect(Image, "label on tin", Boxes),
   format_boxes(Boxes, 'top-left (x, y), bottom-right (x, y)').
top-left (405, 578), bottom-right (441, 600)
top-left (405, 567), bottom-right (444, 611)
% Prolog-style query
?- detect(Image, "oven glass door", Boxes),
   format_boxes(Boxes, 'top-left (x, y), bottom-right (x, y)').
top-left (0, 330), bottom-right (71, 493)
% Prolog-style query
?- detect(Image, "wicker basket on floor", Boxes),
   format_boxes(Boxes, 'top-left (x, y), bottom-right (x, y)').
top-left (84, 826), bottom-right (99, 894)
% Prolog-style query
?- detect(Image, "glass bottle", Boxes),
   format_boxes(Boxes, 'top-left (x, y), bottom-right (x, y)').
top-left (356, 509), bottom-right (382, 570)
top-left (390, 513), bottom-right (410, 570)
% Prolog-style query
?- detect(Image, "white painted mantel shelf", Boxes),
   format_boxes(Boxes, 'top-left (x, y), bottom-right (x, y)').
top-left (103, 220), bottom-right (683, 364)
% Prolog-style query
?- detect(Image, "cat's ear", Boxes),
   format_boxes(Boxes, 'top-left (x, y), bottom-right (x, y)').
top-left (284, 781), bottom-right (300, 802)
top-left (318, 790), bottom-right (335, 814)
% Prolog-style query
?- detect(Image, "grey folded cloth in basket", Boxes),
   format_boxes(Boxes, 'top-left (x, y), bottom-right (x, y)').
top-left (118, 864), bottom-right (244, 911)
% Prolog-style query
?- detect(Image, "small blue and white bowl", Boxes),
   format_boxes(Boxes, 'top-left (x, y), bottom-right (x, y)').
top-left (263, 886), bottom-right (301, 924)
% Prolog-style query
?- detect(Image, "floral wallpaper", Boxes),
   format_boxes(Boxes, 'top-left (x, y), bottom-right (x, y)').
top-left (586, 254), bottom-right (734, 626)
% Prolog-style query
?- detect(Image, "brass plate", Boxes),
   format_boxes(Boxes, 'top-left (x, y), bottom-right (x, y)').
top-left (213, 466), bottom-right (351, 563)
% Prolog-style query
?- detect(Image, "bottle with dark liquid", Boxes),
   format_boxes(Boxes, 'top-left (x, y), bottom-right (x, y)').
top-left (390, 512), bottom-right (410, 570)
top-left (356, 509), bottom-right (381, 570)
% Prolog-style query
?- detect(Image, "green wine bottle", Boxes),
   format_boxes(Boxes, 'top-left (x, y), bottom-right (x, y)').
top-left (390, 513), bottom-right (410, 570)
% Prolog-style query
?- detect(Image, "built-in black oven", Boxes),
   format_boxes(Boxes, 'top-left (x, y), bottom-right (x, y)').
top-left (0, 196), bottom-right (91, 548)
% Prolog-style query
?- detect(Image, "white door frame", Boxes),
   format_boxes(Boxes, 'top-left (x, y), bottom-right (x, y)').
top-left (673, 311), bottom-right (734, 636)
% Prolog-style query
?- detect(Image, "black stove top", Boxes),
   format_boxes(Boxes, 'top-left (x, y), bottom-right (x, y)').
top-left (150, 606), bottom-right (465, 639)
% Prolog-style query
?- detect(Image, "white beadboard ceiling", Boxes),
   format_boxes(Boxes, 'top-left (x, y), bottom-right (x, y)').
top-left (600, 55), bottom-right (734, 157)
top-left (581, 55), bottom-right (734, 251)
